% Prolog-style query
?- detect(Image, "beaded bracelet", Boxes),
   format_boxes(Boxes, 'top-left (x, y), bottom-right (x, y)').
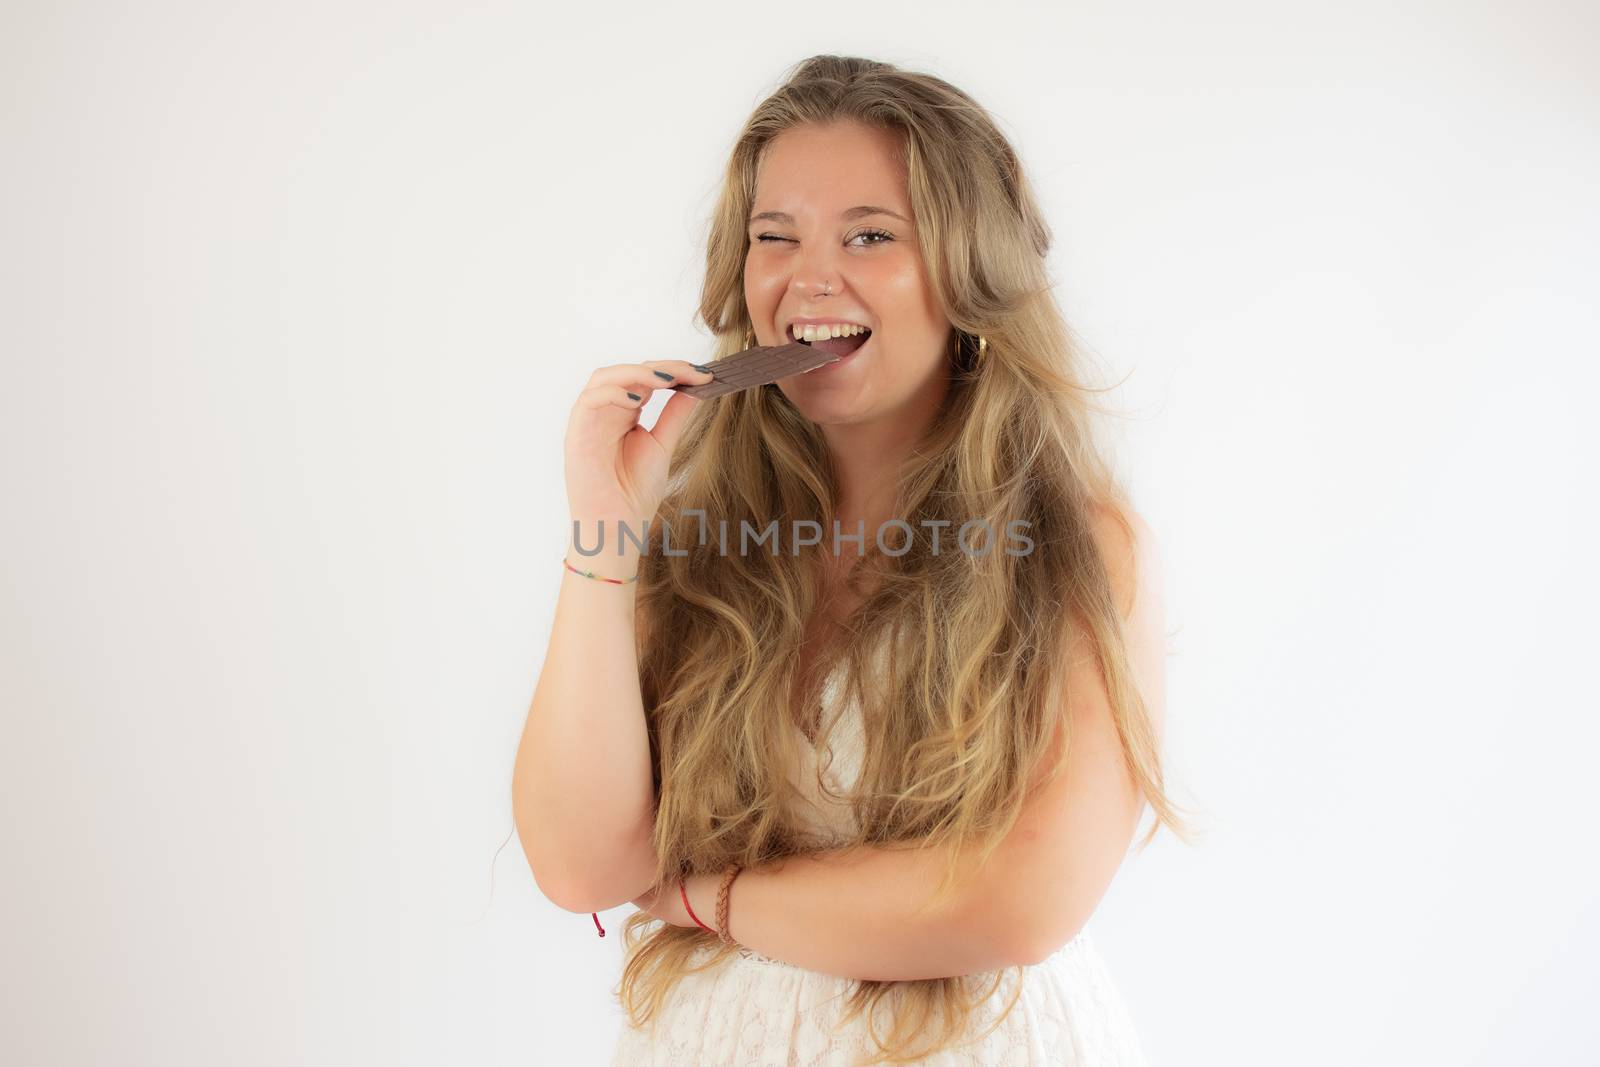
top-left (562, 557), bottom-right (638, 584)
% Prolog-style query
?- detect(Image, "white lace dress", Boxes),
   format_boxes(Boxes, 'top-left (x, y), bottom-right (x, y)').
top-left (609, 665), bottom-right (1150, 1066)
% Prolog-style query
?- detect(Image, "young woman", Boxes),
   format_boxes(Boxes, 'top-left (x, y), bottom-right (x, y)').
top-left (515, 55), bottom-right (1194, 1065)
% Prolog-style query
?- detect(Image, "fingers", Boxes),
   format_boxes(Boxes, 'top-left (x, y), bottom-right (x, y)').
top-left (649, 388), bottom-right (701, 454)
top-left (585, 360), bottom-right (714, 399)
top-left (574, 384), bottom-right (650, 413)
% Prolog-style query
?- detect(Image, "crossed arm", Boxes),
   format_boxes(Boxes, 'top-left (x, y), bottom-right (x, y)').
top-left (634, 836), bottom-right (1027, 981)
top-left (631, 509), bottom-right (1164, 982)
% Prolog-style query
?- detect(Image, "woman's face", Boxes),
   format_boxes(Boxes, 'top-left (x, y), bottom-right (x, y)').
top-left (744, 120), bottom-right (952, 426)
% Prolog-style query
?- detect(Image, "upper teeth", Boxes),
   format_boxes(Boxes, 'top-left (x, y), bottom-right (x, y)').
top-left (793, 323), bottom-right (869, 342)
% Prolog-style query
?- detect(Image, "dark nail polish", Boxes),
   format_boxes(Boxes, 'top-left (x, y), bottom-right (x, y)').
top-left (692, 363), bottom-right (713, 373)
top-left (653, 370), bottom-right (675, 381)
top-left (626, 391), bottom-right (641, 402)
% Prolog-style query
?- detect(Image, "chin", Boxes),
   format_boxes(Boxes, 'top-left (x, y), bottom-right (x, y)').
top-left (778, 381), bottom-right (866, 420)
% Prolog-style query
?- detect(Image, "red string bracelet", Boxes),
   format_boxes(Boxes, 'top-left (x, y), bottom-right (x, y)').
top-left (680, 876), bottom-right (717, 934)
top-left (591, 878), bottom-right (715, 938)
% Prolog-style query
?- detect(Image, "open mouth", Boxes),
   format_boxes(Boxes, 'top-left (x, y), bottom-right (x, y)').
top-left (788, 325), bottom-right (872, 361)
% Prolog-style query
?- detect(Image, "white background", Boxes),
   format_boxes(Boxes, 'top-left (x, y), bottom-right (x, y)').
top-left (3, 2), bottom-right (1596, 1064)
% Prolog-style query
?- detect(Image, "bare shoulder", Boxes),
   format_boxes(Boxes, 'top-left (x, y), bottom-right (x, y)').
top-left (1086, 498), bottom-right (1163, 624)
top-left (1085, 498), bottom-right (1168, 734)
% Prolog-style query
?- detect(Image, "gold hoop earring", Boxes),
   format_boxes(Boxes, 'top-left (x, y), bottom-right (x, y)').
top-left (743, 328), bottom-right (755, 350)
top-left (959, 332), bottom-right (988, 371)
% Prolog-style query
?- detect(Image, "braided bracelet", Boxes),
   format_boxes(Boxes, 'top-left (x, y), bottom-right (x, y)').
top-left (715, 864), bottom-right (744, 944)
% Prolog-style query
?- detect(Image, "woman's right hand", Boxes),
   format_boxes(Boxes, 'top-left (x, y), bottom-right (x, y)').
top-left (563, 359), bottom-right (715, 528)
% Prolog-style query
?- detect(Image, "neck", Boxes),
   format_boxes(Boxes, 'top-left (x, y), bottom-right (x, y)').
top-left (822, 411), bottom-right (931, 538)
top-left (819, 367), bottom-right (949, 562)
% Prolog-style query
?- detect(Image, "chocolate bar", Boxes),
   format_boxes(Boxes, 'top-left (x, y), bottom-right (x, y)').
top-left (671, 341), bottom-right (840, 399)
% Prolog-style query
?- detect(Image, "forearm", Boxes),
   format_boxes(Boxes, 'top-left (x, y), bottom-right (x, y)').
top-left (513, 525), bottom-right (654, 912)
top-left (716, 841), bottom-right (1029, 981)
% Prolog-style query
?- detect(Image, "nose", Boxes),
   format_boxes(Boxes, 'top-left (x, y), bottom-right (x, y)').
top-left (788, 242), bottom-right (844, 298)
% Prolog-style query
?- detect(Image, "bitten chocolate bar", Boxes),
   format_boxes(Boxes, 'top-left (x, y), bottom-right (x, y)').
top-left (671, 341), bottom-right (840, 399)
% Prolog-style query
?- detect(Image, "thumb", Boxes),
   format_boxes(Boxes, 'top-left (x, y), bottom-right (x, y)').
top-left (648, 388), bottom-right (701, 457)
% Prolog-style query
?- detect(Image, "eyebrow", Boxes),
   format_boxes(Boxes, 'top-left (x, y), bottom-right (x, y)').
top-left (747, 205), bottom-right (911, 226)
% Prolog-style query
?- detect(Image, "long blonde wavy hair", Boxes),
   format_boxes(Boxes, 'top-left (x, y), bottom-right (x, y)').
top-left (614, 54), bottom-right (1199, 1064)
